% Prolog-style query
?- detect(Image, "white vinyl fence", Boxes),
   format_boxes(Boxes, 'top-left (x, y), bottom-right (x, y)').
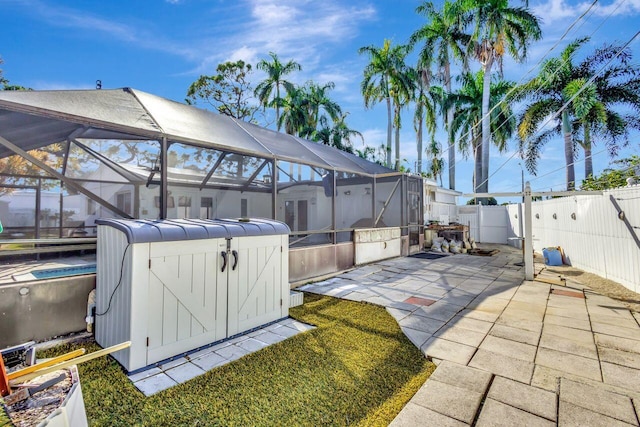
top-left (458, 204), bottom-right (520, 244)
top-left (454, 185), bottom-right (640, 292)
top-left (503, 186), bottom-right (640, 293)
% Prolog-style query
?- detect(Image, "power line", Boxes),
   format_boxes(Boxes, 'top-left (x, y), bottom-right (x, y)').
top-left (531, 154), bottom-right (640, 192)
top-left (495, 29), bottom-right (640, 192)
top-left (437, 0), bottom-right (629, 192)
top-left (441, 0), bottom-right (600, 170)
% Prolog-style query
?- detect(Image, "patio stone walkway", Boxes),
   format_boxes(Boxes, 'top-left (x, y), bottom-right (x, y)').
top-left (297, 244), bottom-right (640, 426)
top-left (128, 318), bottom-right (315, 396)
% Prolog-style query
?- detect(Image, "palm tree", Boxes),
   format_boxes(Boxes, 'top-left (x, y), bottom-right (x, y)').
top-left (304, 81), bottom-right (342, 132)
top-left (330, 113), bottom-right (364, 151)
top-left (410, 0), bottom-right (469, 188)
top-left (449, 71), bottom-right (515, 192)
top-left (425, 138), bottom-right (445, 185)
top-left (464, 0), bottom-right (541, 193)
top-left (515, 38), bottom-right (588, 190)
top-left (569, 44), bottom-right (640, 178)
top-left (313, 114), bottom-right (362, 153)
top-left (359, 40), bottom-right (409, 168)
top-left (278, 86), bottom-right (308, 136)
top-left (413, 68), bottom-right (438, 174)
top-left (516, 38), bottom-right (640, 189)
top-left (255, 52), bottom-right (302, 131)
top-left (389, 55), bottom-right (414, 170)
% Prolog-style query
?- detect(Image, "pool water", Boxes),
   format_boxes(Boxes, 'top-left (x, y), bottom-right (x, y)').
top-left (31, 264), bottom-right (97, 279)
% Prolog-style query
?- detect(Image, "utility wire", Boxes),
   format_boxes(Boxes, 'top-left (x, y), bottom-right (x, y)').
top-left (441, 0), bottom-right (629, 193)
top-left (440, 0), bottom-right (600, 167)
top-left (532, 155), bottom-right (640, 191)
top-left (484, 29), bottom-right (640, 193)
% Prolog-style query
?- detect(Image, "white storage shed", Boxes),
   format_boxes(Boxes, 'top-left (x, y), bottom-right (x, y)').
top-left (95, 218), bottom-right (290, 372)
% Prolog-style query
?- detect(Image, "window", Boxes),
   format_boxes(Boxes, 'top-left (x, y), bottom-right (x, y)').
top-left (178, 196), bottom-right (192, 218)
top-left (116, 192), bottom-right (132, 216)
top-left (241, 198), bottom-right (248, 217)
top-left (201, 197), bottom-right (213, 219)
top-left (87, 198), bottom-right (96, 215)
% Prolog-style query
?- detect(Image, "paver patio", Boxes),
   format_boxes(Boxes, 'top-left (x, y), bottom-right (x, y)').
top-left (297, 244), bottom-right (640, 426)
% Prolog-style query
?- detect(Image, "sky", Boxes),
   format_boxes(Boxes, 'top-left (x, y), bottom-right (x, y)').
top-left (1, 0), bottom-right (639, 203)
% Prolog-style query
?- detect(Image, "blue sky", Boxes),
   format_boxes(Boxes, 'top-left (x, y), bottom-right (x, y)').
top-left (1, 0), bottom-right (639, 202)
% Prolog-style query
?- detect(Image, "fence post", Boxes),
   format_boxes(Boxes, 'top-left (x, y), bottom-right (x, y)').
top-left (524, 182), bottom-right (534, 280)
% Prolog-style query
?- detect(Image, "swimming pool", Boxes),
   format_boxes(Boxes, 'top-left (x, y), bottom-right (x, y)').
top-left (31, 264), bottom-right (97, 280)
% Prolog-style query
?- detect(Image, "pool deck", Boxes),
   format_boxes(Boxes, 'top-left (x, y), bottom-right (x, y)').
top-left (298, 244), bottom-right (640, 426)
top-left (0, 255), bottom-right (96, 284)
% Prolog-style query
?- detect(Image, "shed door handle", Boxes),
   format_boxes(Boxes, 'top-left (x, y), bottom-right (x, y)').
top-left (221, 251), bottom-right (228, 272)
top-left (231, 250), bottom-right (238, 270)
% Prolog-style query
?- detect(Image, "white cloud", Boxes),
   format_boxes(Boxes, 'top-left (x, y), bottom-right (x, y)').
top-left (532, 0), bottom-right (640, 25)
top-left (226, 46), bottom-right (260, 65)
top-left (360, 128), bottom-right (386, 148)
top-left (215, 0), bottom-right (377, 71)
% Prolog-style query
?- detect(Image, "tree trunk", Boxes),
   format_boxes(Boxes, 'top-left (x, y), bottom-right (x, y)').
top-left (386, 96), bottom-right (393, 168)
top-left (474, 130), bottom-right (483, 194)
top-left (480, 59), bottom-right (493, 194)
top-left (562, 111), bottom-right (575, 190)
top-left (445, 62), bottom-right (456, 190)
top-left (583, 123), bottom-right (593, 179)
top-left (394, 104), bottom-right (401, 171)
top-left (417, 115), bottom-right (423, 174)
top-left (275, 85), bottom-right (281, 132)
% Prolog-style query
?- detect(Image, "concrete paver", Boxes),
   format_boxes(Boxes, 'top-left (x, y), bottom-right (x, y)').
top-left (598, 346), bottom-right (640, 369)
top-left (592, 322), bottom-right (640, 341)
top-left (559, 378), bottom-right (638, 424)
top-left (434, 324), bottom-right (487, 347)
top-left (489, 323), bottom-right (541, 346)
top-left (428, 361), bottom-right (492, 393)
top-left (542, 323), bottom-right (594, 343)
top-left (398, 314), bottom-right (444, 334)
top-left (421, 336), bottom-right (477, 365)
top-left (601, 362), bottom-right (640, 392)
top-left (448, 314), bottom-right (494, 334)
top-left (595, 333), bottom-right (640, 353)
top-left (389, 402), bottom-right (467, 427)
top-left (588, 313), bottom-right (639, 328)
top-left (543, 313), bottom-right (591, 331)
top-left (476, 399), bottom-right (555, 427)
top-left (297, 245), bottom-right (640, 426)
top-left (401, 326), bottom-right (432, 348)
top-left (495, 315), bottom-right (543, 334)
top-left (487, 376), bottom-right (557, 421)
top-left (411, 379), bottom-right (484, 424)
top-left (538, 331), bottom-right (598, 359)
top-left (558, 401), bottom-right (635, 427)
top-left (469, 348), bottom-right (535, 383)
top-left (535, 347), bottom-right (602, 381)
top-left (479, 334), bottom-right (537, 362)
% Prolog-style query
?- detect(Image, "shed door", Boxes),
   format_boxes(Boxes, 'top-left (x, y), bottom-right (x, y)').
top-left (227, 235), bottom-right (284, 336)
top-left (146, 238), bottom-right (228, 365)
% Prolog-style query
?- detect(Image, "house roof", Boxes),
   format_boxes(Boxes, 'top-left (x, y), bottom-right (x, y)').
top-left (0, 88), bottom-right (393, 176)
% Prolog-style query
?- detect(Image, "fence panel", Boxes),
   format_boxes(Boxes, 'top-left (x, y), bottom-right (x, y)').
top-left (479, 205), bottom-right (508, 243)
top-left (458, 205), bottom-right (479, 241)
top-left (530, 185), bottom-right (640, 292)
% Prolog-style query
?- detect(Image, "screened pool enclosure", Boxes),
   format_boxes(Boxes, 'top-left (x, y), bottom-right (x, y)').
top-left (0, 88), bottom-right (423, 278)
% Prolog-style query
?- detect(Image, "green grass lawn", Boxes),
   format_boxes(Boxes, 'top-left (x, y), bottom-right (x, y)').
top-left (35, 294), bottom-right (434, 426)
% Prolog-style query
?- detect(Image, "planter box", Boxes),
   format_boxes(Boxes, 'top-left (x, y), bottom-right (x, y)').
top-left (38, 366), bottom-right (88, 427)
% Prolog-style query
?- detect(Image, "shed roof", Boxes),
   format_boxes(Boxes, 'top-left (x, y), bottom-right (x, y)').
top-left (0, 88), bottom-right (393, 176)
